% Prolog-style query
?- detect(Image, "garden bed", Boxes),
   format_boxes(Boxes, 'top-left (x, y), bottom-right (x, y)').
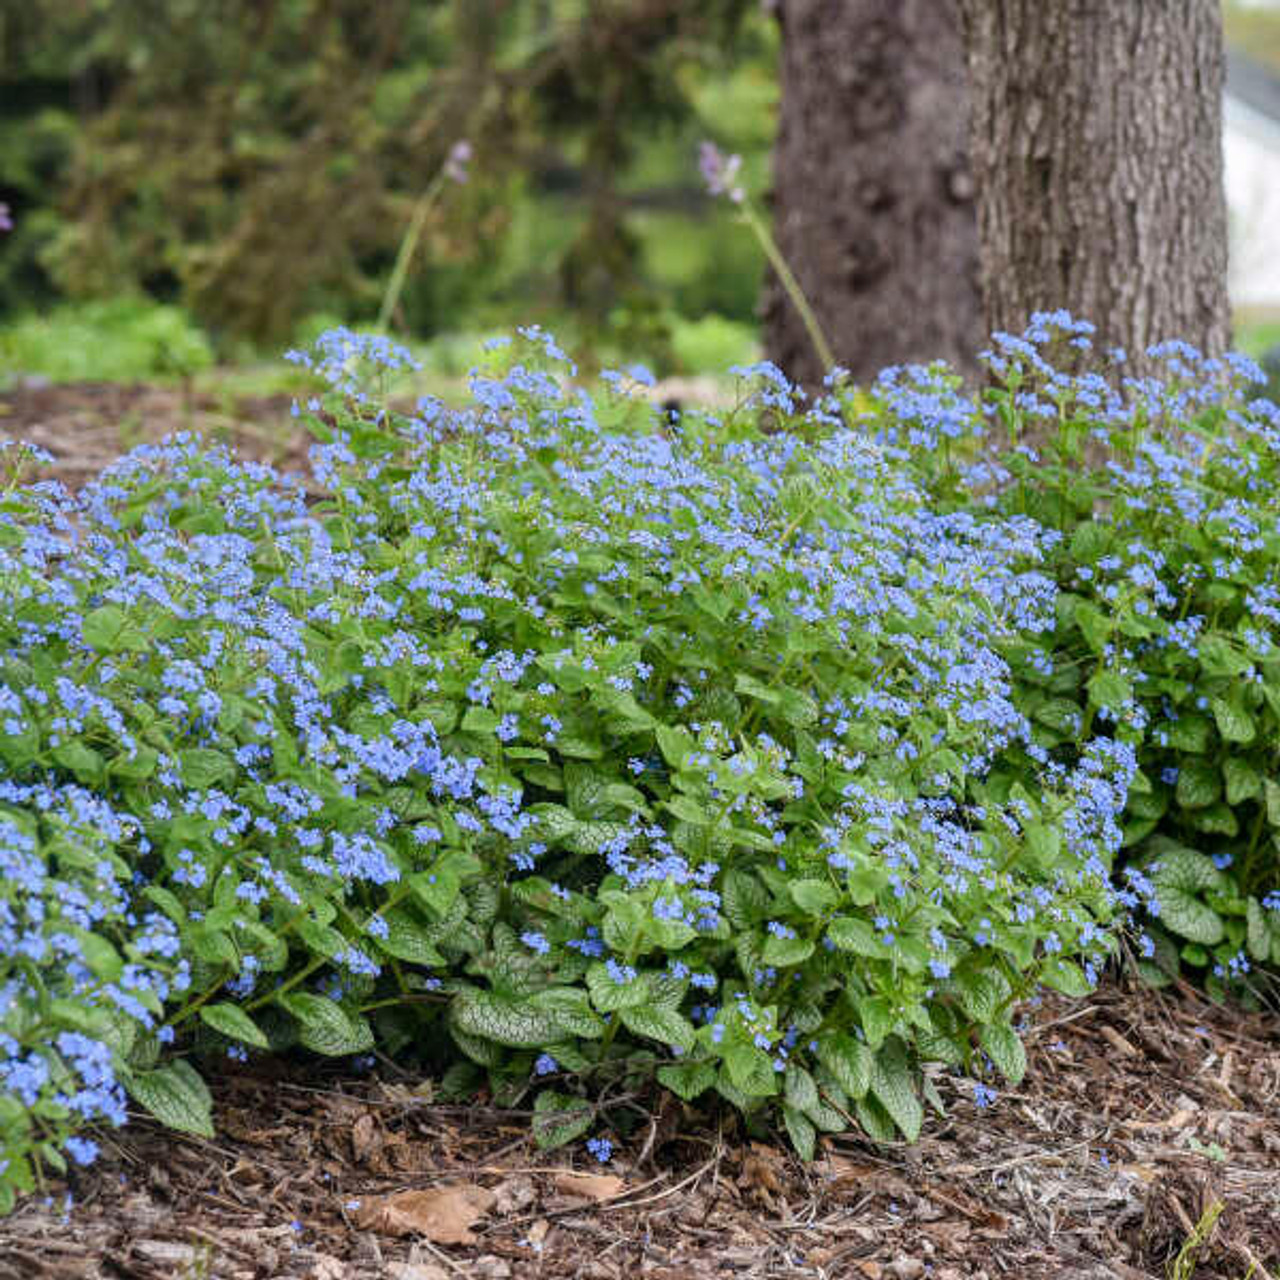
top-left (4, 979), bottom-right (1276, 1280)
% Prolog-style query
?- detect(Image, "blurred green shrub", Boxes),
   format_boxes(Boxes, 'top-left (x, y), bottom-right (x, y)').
top-left (0, 298), bottom-right (214, 385)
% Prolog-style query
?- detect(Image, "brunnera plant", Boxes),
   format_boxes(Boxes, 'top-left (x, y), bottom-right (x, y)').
top-left (0, 327), bottom-right (1136, 1205)
top-left (864, 311), bottom-right (1280, 1004)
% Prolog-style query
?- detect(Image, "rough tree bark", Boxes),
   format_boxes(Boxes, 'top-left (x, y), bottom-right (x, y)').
top-left (955, 0), bottom-right (1231, 372)
top-left (763, 0), bottom-right (981, 388)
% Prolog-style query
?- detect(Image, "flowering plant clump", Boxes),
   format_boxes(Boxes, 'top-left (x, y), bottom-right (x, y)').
top-left (866, 311), bottom-right (1280, 1002)
top-left (0, 326), bottom-right (1140, 1201)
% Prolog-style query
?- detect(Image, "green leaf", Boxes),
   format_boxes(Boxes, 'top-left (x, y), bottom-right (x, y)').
top-left (1211, 697), bottom-right (1255, 745)
top-left (142, 885), bottom-right (186, 925)
top-left (1200, 636), bottom-right (1253, 677)
top-left (1040, 959), bottom-right (1094, 997)
top-left (586, 962), bottom-right (650, 1012)
top-left (277, 993), bottom-right (375, 1056)
top-left (1176, 761), bottom-right (1221, 811)
top-left (1247, 897), bottom-right (1280, 965)
top-left (237, 920), bottom-right (289, 972)
top-left (461, 706), bottom-right (500, 735)
top-left (855, 1092), bottom-right (898, 1144)
top-left (110, 747), bottom-right (158, 780)
top-left (1073, 601), bottom-right (1112, 653)
top-left (179, 747), bottom-right (237, 790)
top-left (721, 869), bottom-right (769, 929)
top-left (409, 867), bottom-right (461, 919)
top-left (199, 1002), bottom-right (270, 1049)
top-left (122, 1060), bottom-right (214, 1137)
top-left (655, 724), bottom-right (693, 769)
top-left (1087, 669), bottom-right (1132, 712)
top-left (782, 1104), bottom-right (817, 1160)
top-left (658, 1060), bottom-right (717, 1102)
top-left (51, 740), bottom-right (104, 784)
top-left (1224, 758), bottom-right (1262, 807)
top-left (1189, 803), bottom-right (1237, 838)
top-left (775, 687), bottom-right (819, 727)
top-left (663, 793), bottom-right (712, 826)
top-left (784, 1064), bottom-right (820, 1115)
top-left (733, 672), bottom-right (781, 706)
top-left (531, 1091), bottom-right (594, 1150)
top-left (82, 604), bottom-right (149, 653)
top-left (856, 995), bottom-right (895, 1050)
top-left (978, 1021), bottom-right (1027, 1084)
top-left (619, 1005), bottom-right (697, 1051)
top-left (1069, 522), bottom-right (1111, 563)
top-left (827, 916), bottom-right (884, 958)
top-left (452, 988), bottom-right (603, 1047)
top-left (1023, 822), bottom-right (1061, 871)
top-left (74, 930), bottom-right (123, 982)
top-left (953, 969), bottom-right (1007, 1024)
top-left (722, 1042), bottom-right (778, 1097)
top-left (869, 1040), bottom-right (922, 1142)
top-left (374, 909), bottom-right (446, 966)
top-left (1168, 716), bottom-right (1214, 753)
top-left (816, 1034), bottom-right (872, 1100)
top-left (1267, 779), bottom-right (1280, 826)
top-left (789, 879), bottom-right (838, 914)
top-left (760, 933), bottom-right (815, 967)
top-left (1148, 844), bottom-right (1228, 945)
top-left (294, 918), bottom-right (346, 959)
top-left (449, 1025), bottom-right (505, 1067)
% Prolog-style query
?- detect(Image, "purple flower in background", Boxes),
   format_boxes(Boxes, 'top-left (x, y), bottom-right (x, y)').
top-left (698, 141), bottom-right (744, 204)
top-left (445, 140), bottom-right (472, 185)
top-left (0, 203), bottom-right (12, 233)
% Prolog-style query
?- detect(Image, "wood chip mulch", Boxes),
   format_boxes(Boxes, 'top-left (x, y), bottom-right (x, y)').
top-left (2, 979), bottom-right (1277, 1280)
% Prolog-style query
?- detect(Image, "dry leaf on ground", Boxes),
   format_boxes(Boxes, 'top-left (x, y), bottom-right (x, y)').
top-left (551, 1171), bottom-right (627, 1202)
top-left (353, 1184), bottom-right (496, 1243)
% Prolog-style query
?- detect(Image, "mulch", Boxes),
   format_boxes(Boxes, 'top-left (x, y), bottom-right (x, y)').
top-left (2, 978), bottom-right (1277, 1280)
top-left (0, 379), bottom-right (311, 488)
top-left (1, 382), bottom-right (1278, 1278)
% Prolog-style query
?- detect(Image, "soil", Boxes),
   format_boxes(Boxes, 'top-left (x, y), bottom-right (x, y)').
top-left (1, 382), bottom-right (1278, 1279)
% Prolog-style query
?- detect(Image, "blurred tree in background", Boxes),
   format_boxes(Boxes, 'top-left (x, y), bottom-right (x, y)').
top-left (0, 0), bottom-right (765, 356)
top-left (763, 0), bottom-right (979, 386)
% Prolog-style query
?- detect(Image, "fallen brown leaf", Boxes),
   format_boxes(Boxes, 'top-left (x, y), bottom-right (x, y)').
top-left (351, 1112), bottom-right (381, 1165)
top-left (353, 1183), bottom-right (497, 1243)
top-left (551, 1171), bottom-right (627, 1202)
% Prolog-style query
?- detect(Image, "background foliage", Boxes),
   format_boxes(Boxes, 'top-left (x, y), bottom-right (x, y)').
top-left (0, 0), bottom-right (772, 365)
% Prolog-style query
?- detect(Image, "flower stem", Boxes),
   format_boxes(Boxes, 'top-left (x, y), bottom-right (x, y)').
top-left (376, 171), bottom-right (448, 335)
top-left (739, 202), bottom-right (837, 377)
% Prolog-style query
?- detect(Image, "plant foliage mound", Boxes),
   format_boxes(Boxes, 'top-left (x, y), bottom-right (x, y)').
top-left (0, 326), bottom-right (1156, 1206)
top-left (866, 314), bottom-right (1280, 1001)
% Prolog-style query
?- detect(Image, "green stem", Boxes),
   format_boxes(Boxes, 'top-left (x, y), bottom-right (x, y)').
top-left (376, 172), bottom-right (447, 335)
top-left (738, 202), bottom-right (836, 377)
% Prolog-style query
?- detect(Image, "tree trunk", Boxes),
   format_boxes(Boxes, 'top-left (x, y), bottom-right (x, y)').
top-left (763, 0), bottom-right (980, 388)
top-left (956, 0), bottom-right (1231, 373)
